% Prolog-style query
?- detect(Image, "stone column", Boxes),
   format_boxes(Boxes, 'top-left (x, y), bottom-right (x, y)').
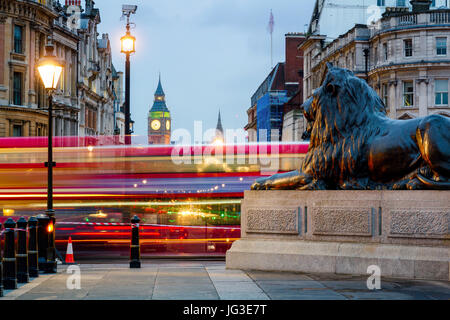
top-left (416, 78), bottom-right (429, 117)
top-left (388, 80), bottom-right (398, 119)
top-left (0, 16), bottom-right (6, 86)
top-left (24, 121), bottom-right (30, 137)
top-left (28, 27), bottom-right (36, 106)
top-left (0, 16), bottom-right (7, 104)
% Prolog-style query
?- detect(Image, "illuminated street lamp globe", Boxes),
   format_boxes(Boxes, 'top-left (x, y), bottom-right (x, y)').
top-left (37, 38), bottom-right (63, 90)
top-left (121, 29), bottom-right (136, 55)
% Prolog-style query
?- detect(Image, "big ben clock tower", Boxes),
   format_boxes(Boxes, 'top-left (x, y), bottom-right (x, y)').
top-left (148, 75), bottom-right (171, 144)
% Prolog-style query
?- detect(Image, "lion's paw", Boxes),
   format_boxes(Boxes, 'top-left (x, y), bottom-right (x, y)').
top-left (298, 180), bottom-right (327, 190)
top-left (406, 178), bottom-right (424, 190)
top-left (251, 178), bottom-right (274, 190)
top-left (393, 180), bottom-right (408, 190)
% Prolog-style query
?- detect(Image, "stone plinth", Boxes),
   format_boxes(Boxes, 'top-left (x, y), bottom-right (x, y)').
top-left (226, 190), bottom-right (450, 281)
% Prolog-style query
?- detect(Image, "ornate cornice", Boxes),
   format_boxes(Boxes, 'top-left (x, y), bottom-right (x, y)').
top-left (0, 0), bottom-right (56, 27)
top-left (416, 78), bottom-right (430, 84)
top-left (0, 105), bottom-right (48, 116)
top-left (388, 80), bottom-right (398, 86)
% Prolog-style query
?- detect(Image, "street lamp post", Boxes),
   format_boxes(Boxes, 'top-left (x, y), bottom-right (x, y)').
top-left (121, 14), bottom-right (136, 145)
top-left (37, 37), bottom-right (63, 274)
top-left (363, 48), bottom-right (370, 82)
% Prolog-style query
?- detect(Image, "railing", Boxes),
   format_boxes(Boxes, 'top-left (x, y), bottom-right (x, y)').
top-left (430, 11), bottom-right (450, 24)
top-left (398, 13), bottom-right (417, 26)
top-left (371, 10), bottom-right (450, 37)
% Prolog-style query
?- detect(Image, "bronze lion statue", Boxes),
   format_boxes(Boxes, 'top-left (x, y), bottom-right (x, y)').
top-left (252, 64), bottom-right (450, 190)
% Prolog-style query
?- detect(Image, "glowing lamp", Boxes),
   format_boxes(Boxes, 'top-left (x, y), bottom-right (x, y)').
top-left (47, 222), bottom-right (54, 233)
top-left (37, 39), bottom-right (63, 90)
top-left (121, 31), bottom-right (136, 54)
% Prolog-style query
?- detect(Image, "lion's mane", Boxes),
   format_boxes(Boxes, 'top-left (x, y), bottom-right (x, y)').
top-left (301, 67), bottom-right (388, 188)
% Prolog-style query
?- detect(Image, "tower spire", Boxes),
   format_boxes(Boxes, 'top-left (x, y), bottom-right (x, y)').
top-left (149, 73), bottom-right (171, 145)
top-left (216, 109), bottom-right (224, 137)
top-left (155, 73), bottom-right (165, 97)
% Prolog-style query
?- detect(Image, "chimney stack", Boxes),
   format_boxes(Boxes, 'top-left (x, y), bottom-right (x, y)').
top-left (66, 0), bottom-right (81, 6)
top-left (284, 33), bottom-right (306, 84)
top-left (410, 0), bottom-right (432, 12)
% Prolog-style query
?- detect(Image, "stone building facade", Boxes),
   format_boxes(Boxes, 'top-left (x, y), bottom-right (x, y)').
top-left (75, 0), bottom-right (119, 137)
top-left (0, 0), bottom-right (123, 138)
top-left (308, 0), bottom-right (449, 41)
top-left (0, 0), bottom-right (78, 137)
top-left (301, 1), bottom-right (450, 123)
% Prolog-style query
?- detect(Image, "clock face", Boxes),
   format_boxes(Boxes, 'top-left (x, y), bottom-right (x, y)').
top-left (151, 120), bottom-right (161, 131)
top-left (166, 120), bottom-right (171, 130)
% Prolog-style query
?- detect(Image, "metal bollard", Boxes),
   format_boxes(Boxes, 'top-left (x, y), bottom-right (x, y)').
top-left (16, 217), bottom-right (29, 283)
top-left (36, 214), bottom-right (49, 272)
top-left (129, 215), bottom-right (141, 268)
top-left (0, 222), bottom-right (3, 297)
top-left (45, 212), bottom-right (57, 274)
top-left (28, 217), bottom-right (39, 278)
top-left (3, 218), bottom-right (17, 290)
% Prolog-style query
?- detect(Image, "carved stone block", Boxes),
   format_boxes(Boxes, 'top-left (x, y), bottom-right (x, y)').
top-left (246, 208), bottom-right (298, 234)
top-left (389, 209), bottom-right (450, 239)
top-left (312, 207), bottom-right (372, 236)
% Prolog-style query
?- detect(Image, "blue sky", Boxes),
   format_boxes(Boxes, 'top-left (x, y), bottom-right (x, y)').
top-left (94, 0), bottom-right (315, 137)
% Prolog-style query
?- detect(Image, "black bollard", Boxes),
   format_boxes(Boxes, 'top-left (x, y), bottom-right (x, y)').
top-left (36, 214), bottom-right (49, 272)
top-left (3, 218), bottom-right (17, 290)
top-left (28, 217), bottom-right (39, 278)
top-left (129, 215), bottom-right (141, 268)
top-left (0, 222), bottom-right (3, 297)
top-left (16, 217), bottom-right (29, 283)
top-left (45, 213), bottom-right (57, 274)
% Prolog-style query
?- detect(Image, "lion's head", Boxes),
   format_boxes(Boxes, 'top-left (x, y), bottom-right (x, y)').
top-left (301, 64), bottom-right (388, 187)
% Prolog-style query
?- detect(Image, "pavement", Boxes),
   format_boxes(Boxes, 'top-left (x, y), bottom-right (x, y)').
top-left (1, 260), bottom-right (449, 300)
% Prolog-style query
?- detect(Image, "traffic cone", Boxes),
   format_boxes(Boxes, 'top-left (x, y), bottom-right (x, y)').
top-left (65, 237), bottom-right (75, 264)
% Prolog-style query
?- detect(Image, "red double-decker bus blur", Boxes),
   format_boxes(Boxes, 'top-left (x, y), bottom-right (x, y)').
top-left (0, 136), bottom-right (308, 258)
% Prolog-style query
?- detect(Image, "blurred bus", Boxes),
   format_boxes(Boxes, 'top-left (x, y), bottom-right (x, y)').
top-left (0, 136), bottom-right (308, 258)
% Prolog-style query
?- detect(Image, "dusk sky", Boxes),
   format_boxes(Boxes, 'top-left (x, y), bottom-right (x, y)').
top-left (94, 0), bottom-right (315, 138)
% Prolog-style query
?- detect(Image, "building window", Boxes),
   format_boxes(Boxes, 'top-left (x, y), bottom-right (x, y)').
top-left (403, 81), bottom-right (414, 107)
top-left (436, 37), bottom-right (447, 56)
top-left (374, 46), bottom-right (378, 65)
top-left (431, 0), bottom-right (436, 7)
top-left (383, 43), bottom-right (388, 61)
top-left (377, 0), bottom-right (385, 6)
top-left (397, 0), bottom-right (406, 6)
top-left (13, 125), bottom-right (22, 137)
top-left (435, 79), bottom-right (449, 105)
top-left (404, 39), bottom-right (413, 57)
top-left (13, 72), bottom-right (22, 105)
top-left (382, 83), bottom-right (389, 108)
top-left (14, 25), bottom-right (23, 54)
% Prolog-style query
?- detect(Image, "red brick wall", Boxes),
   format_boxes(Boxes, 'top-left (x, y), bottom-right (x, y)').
top-left (285, 34), bottom-right (306, 85)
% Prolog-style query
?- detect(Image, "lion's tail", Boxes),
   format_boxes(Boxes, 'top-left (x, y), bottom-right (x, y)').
top-left (416, 172), bottom-right (450, 190)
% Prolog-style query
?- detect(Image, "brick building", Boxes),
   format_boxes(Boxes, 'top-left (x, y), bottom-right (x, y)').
top-left (244, 33), bottom-right (306, 142)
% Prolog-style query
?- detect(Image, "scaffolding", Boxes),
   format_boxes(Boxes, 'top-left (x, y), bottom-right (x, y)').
top-left (256, 91), bottom-right (289, 142)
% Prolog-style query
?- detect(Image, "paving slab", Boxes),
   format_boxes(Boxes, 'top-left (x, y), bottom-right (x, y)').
top-left (152, 268), bottom-right (218, 300)
top-left (0, 261), bottom-right (448, 300)
top-left (246, 271), bottom-right (314, 281)
top-left (265, 289), bottom-right (348, 300)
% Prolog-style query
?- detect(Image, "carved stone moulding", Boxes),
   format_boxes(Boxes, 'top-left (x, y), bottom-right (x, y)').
top-left (246, 208), bottom-right (299, 234)
top-left (311, 207), bottom-right (373, 237)
top-left (389, 209), bottom-right (449, 240)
